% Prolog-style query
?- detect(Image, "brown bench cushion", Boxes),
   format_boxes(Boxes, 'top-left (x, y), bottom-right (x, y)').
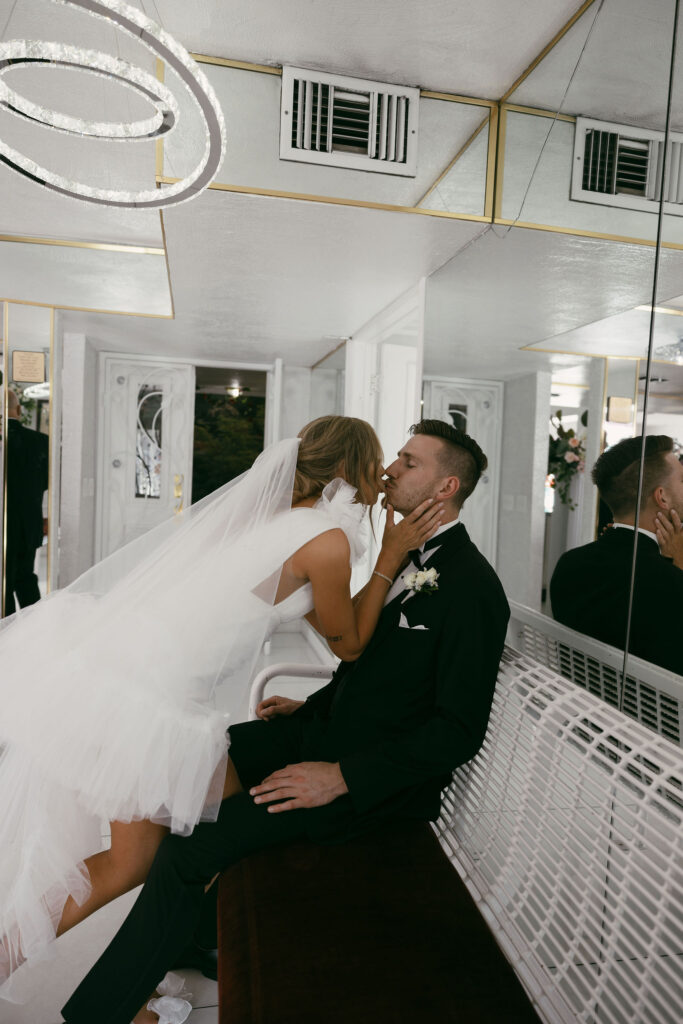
top-left (218, 821), bottom-right (541, 1024)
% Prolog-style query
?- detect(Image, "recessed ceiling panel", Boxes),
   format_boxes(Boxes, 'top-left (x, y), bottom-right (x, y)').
top-left (0, 240), bottom-right (173, 316)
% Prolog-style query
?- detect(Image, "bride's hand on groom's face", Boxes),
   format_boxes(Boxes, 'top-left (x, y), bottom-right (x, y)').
top-left (382, 498), bottom-right (444, 560)
top-left (256, 695), bottom-right (304, 720)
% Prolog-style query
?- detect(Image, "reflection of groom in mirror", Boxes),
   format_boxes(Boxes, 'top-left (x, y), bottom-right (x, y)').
top-left (62, 419), bottom-right (510, 1024)
top-left (4, 389), bottom-right (49, 615)
top-left (551, 434), bottom-right (683, 674)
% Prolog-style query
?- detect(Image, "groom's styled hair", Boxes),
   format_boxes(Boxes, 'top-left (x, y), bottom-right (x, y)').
top-left (410, 419), bottom-right (488, 508)
top-left (592, 434), bottom-right (674, 516)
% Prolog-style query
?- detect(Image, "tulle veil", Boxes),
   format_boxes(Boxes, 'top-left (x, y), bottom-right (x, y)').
top-left (0, 437), bottom-right (304, 996)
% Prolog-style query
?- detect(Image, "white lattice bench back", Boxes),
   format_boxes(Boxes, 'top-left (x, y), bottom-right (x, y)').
top-left (435, 647), bottom-right (683, 1024)
top-left (507, 601), bottom-right (683, 746)
top-left (249, 652), bottom-right (683, 1023)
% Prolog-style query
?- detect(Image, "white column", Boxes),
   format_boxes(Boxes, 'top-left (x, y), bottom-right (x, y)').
top-left (497, 371), bottom-right (551, 610)
top-left (59, 333), bottom-right (98, 585)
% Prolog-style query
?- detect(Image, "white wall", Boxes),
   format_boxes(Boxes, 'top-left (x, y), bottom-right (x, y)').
top-left (59, 334), bottom-right (98, 586)
top-left (497, 371), bottom-right (551, 610)
top-left (280, 366), bottom-right (312, 438)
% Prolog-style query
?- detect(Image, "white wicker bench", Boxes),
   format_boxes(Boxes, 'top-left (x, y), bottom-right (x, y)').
top-left (248, 650), bottom-right (683, 1024)
top-left (508, 600), bottom-right (683, 747)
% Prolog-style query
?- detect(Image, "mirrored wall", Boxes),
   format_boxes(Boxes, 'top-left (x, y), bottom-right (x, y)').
top-left (421, 0), bottom-right (682, 700)
top-left (1, 302), bottom-right (53, 616)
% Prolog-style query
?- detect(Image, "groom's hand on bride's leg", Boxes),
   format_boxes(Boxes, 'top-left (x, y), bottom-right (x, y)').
top-left (250, 761), bottom-right (348, 812)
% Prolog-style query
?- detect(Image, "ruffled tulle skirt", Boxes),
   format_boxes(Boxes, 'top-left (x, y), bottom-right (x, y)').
top-left (0, 590), bottom-right (233, 1000)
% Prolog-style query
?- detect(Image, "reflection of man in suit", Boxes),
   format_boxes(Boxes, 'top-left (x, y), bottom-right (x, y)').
top-left (63, 420), bottom-right (510, 1024)
top-left (4, 390), bottom-right (49, 615)
top-left (550, 434), bottom-right (683, 674)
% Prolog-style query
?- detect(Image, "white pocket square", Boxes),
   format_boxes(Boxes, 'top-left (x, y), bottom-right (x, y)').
top-left (399, 612), bottom-right (429, 630)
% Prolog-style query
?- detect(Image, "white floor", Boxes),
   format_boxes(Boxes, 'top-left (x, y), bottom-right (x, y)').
top-left (4, 627), bottom-right (329, 1024)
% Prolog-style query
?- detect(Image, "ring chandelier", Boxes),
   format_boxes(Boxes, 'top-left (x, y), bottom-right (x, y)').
top-left (0, 0), bottom-right (226, 208)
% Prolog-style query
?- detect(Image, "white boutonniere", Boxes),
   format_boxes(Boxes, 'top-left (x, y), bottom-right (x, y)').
top-left (404, 567), bottom-right (439, 594)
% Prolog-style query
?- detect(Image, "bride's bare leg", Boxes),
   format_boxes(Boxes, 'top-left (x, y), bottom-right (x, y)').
top-left (56, 759), bottom-right (241, 938)
top-left (222, 756), bottom-right (244, 800)
top-left (56, 819), bottom-right (167, 937)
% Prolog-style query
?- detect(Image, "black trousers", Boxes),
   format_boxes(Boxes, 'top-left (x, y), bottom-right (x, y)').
top-left (5, 543), bottom-right (40, 615)
top-left (61, 717), bottom-right (356, 1024)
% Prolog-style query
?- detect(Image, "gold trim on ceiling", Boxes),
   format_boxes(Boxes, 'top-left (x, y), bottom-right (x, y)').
top-left (503, 102), bottom-right (575, 123)
top-left (311, 338), bottom-right (347, 370)
top-left (637, 304), bottom-right (683, 316)
top-left (493, 102), bottom-right (507, 221)
top-left (419, 91), bottom-right (495, 107)
top-left (416, 117), bottom-right (489, 208)
top-left (493, 217), bottom-right (683, 252)
top-left (0, 234), bottom-right (165, 255)
top-left (159, 211), bottom-right (176, 319)
top-left (192, 53), bottom-right (282, 75)
top-left (483, 105), bottom-right (498, 221)
top-left (500, 0), bottom-right (599, 102)
top-left (157, 175), bottom-right (491, 222)
top-left (523, 345), bottom-right (683, 367)
top-left (521, 344), bottom-right (642, 360)
top-left (0, 297), bottom-right (174, 319)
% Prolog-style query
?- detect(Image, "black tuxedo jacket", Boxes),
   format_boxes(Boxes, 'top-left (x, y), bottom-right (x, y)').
top-left (550, 527), bottom-right (683, 676)
top-left (6, 418), bottom-right (49, 550)
top-left (296, 522), bottom-right (510, 822)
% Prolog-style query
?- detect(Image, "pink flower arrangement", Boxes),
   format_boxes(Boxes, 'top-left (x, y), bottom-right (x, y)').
top-left (548, 409), bottom-right (587, 508)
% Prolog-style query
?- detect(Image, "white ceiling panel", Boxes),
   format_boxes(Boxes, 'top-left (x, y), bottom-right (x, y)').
top-left (423, 224), bottom-right (683, 376)
top-left (155, 0), bottom-right (580, 99)
top-left (511, 0), bottom-right (677, 131)
top-left (0, 239), bottom-right (172, 315)
top-left (61, 188), bottom-right (487, 363)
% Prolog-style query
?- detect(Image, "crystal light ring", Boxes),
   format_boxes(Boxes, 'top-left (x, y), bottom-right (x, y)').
top-left (0, 41), bottom-right (179, 140)
top-left (0, 0), bottom-right (226, 208)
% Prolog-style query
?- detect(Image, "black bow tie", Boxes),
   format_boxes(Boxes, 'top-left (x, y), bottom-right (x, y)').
top-left (408, 533), bottom-right (442, 567)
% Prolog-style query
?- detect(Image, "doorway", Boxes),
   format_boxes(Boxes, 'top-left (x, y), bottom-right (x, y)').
top-left (192, 367), bottom-right (267, 502)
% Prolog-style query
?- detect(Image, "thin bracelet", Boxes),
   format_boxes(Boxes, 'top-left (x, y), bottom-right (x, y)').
top-left (373, 570), bottom-right (393, 586)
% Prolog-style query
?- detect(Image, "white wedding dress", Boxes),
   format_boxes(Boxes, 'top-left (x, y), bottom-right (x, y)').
top-left (0, 438), bottom-right (366, 999)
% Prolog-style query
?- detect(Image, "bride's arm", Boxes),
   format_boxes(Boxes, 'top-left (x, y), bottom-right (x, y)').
top-left (300, 499), bottom-right (443, 661)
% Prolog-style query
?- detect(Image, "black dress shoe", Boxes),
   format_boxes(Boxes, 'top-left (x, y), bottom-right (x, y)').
top-left (171, 938), bottom-right (218, 981)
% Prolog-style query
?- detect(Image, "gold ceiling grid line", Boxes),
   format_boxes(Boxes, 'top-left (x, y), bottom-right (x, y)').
top-left (156, 175), bottom-right (491, 222)
top-left (158, 210), bottom-right (176, 319)
top-left (0, 297), bottom-right (174, 318)
top-left (0, 235), bottom-right (165, 255)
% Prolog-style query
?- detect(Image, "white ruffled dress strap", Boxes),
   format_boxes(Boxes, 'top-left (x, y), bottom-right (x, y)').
top-left (315, 478), bottom-right (368, 563)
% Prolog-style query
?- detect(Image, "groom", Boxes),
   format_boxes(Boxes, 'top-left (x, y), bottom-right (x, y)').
top-left (62, 419), bottom-right (510, 1024)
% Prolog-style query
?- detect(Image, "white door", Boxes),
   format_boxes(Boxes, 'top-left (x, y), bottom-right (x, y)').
top-left (96, 356), bottom-right (195, 559)
top-left (422, 378), bottom-right (503, 567)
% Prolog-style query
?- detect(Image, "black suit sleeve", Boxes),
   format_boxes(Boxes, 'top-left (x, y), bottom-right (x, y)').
top-left (339, 583), bottom-right (509, 815)
top-left (293, 663), bottom-right (348, 720)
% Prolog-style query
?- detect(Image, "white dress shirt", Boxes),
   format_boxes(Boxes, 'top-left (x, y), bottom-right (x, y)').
top-left (384, 518), bottom-right (459, 604)
top-left (611, 522), bottom-right (659, 547)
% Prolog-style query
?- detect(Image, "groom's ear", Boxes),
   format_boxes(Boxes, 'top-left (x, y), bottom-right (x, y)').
top-left (438, 475), bottom-right (460, 503)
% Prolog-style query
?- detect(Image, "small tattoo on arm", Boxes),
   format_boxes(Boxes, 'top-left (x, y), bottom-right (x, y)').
top-left (325, 634), bottom-right (343, 642)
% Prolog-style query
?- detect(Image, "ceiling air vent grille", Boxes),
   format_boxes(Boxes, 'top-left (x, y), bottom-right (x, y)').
top-left (572, 116), bottom-right (683, 215)
top-left (281, 67), bottom-right (419, 177)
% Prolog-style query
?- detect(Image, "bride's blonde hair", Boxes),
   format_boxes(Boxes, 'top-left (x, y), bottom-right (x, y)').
top-left (293, 416), bottom-right (383, 504)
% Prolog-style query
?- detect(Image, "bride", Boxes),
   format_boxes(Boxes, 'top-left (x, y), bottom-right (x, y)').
top-left (0, 414), bottom-right (442, 1002)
